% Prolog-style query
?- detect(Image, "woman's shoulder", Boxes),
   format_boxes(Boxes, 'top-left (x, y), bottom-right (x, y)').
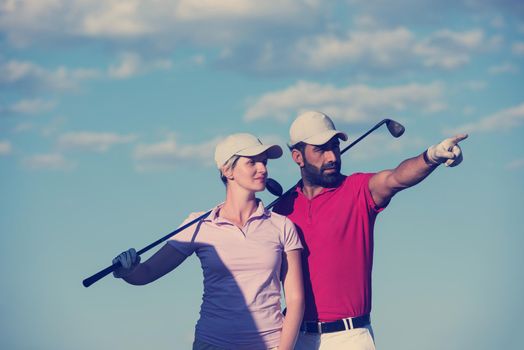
top-left (180, 210), bottom-right (211, 226)
top-left (187, 210), bottom-right (208, 219)
top-left (268, 210), bottom-right (295, 227)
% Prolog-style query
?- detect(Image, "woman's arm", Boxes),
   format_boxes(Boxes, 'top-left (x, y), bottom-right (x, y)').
top-left (115, 243), bottom-right (188, 285)
top-left (278, 249), bottom-right (304, 350)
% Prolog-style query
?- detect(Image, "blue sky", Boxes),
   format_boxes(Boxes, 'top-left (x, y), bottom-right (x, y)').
top-left (1, 1), bottom-right (523, 349)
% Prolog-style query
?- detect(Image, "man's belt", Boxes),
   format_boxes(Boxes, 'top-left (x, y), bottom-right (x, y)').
top-left (300, 314), bottom-right (370, 334)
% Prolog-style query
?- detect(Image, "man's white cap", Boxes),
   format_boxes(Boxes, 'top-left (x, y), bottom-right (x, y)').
top-left (289, 111), bottom-right (348, 147)
top-left (214, 133), bottom-right (283, 168)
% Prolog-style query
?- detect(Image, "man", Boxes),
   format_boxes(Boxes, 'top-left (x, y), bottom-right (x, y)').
top-left (273, 111), bottom-right (467, 349)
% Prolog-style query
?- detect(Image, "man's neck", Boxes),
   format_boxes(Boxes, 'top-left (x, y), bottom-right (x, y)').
top-left (300, 180), bottom-right (325, 199)
top-left (300, 174), bottom-right (346, 199)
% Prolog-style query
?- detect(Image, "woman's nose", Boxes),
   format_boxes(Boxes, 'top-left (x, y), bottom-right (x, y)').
top-left (257, 162), bottom-right (267, 174)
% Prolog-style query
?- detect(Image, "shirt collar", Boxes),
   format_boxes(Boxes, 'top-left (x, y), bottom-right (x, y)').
top-left (294, 177), bottom-right (343, 199)
top-left (205, 199), bottom-right (271, 224)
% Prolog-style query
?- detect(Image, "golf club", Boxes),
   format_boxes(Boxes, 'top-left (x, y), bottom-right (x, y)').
top-left (339, 118), bottom-right (404, 155)
top-left (83, 118), bottom-right (404, 287)
top-left (265, 118), bottom-right (405, 211)
top-left (266, 178), bottom-right (283, 197)
top-left (83, 177), bottom-right (284, 288)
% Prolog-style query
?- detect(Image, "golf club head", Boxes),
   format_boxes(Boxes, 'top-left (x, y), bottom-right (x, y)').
top-left (266, 178), bottom-right (283, 197)
top-left (385, 119), bottom-right (405, 138)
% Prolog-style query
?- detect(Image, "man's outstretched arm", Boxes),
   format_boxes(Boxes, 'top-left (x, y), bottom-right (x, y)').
top-left (369, 134), bottom-right (468, 208)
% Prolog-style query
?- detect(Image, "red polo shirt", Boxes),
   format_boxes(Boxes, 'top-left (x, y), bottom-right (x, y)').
top-left (273, 173), bottom-right (384, 322)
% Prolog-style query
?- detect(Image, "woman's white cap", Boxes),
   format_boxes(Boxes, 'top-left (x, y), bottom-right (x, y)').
top-left (214, 133), bottom-right (283, 168)
top-left (289, 111), bottom-right (348, 147)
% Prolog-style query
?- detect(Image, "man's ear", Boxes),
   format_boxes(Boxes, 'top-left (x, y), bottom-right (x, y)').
top-left (291, 149), bottom-right (305, 167)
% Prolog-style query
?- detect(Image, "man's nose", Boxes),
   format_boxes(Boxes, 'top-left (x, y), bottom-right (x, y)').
top-left (324, 150), bottom-right (337, 163)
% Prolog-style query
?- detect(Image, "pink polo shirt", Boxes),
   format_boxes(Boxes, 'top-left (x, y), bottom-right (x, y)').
top-left (167, 200), bottom-right (302, 349)
top-left (273, 173), bottom-right (385, 322)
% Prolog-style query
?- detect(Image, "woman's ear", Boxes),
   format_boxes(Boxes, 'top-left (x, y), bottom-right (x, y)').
top-left (221, 165), bottom-right (234, 181)
top-left (291, 149), bottom-right (304, 167)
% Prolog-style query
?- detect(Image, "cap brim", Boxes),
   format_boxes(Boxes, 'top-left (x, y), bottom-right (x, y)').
top-left (237, 144), bottom-right (283, 159)
top-left (294, 130), bottom-right (348, 146)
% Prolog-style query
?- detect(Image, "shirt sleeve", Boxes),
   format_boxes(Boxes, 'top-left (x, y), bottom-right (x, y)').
top-left (281, 217), bottom-right (303, 252)
top-left (167, 211), bottom-right (206, 256)
top-left (357, 172), bottom-right (387, 214)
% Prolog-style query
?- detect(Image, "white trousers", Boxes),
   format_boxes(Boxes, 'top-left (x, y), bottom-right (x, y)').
top-left (294, 325), bottom-right (376, 350)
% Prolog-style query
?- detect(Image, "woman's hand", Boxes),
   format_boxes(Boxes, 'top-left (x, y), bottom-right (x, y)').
top-left (112, 248), bottom-right (141, 278)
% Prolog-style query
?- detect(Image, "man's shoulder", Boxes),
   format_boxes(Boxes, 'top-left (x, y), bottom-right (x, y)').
top-left (272, 186), bottom-right (300, 216)
top-left (344, 172), bottom-right (375, 185)
top-left (333, 173), bottom-right (375, 196)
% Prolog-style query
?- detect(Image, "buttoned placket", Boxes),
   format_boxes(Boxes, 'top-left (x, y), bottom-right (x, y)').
top-left (300, 186), bottom-right (337, 225)
top-left (212, 210), bottom-right (268, 239)
top-left (213, 219), bottom-right (248, 238)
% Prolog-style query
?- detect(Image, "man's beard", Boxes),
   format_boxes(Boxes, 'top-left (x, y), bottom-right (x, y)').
top-left (302, 158), bottom-right (343, 188)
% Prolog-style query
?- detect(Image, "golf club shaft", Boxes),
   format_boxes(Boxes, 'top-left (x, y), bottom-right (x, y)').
top-left (84, 176), bottom-right (283, 287)
top-left (82, 210), bottom-right (211, 287)
top-left (267, 118), bottom-right (397, 210)
top-left (83, 118), bottom-right (400, 287)
top-left (340, 119), bottom-right (389, 155)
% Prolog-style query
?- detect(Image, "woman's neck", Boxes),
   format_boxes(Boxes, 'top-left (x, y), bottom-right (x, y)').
top-left (220, 187), bottom-right (258, 228)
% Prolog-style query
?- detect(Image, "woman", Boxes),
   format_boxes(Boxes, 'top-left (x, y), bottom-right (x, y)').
top-left (113, 133), bottom-right (304, 350)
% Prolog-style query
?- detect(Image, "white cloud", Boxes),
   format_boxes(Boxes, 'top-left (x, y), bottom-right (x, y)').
top-left (108, 52), bottom-right (172, 79)
top-left (414, 29), bottom-right (485, 69)
top-left (13, 122), bottom-right (35, 133)
top-left (271, 27), bottom-right (490, 73)
top-left (244, 80), bottom-right (446, 123)
top-left (1, 54), bottom-right (171, 92)
top-left (0, 0), bottom-right (322, 46)
top-left (174, 0), bottom-right (317, 21)
top-left (488, 62), bottom-right (519, 74)
top-left (133, 134), bottom-right (219, 171)
top-left (0, 1), bottom-right (502, 76)
top-left (58, 132), bottom-right (137, 152)
top-left (512, 42), bottom-right (524, 56)
top-left (506, 158), bottom-right (524, 170)
top-left (22, 153), bottom-right (73, 170)
top-left (463, 80), bottom-right (487, 91)
top-left (108, 53), bottom-right (141, 79)
top-left (0, 59), bottom-right (101, 91)
top-left (293, 27), bottom-right (416, 70)
top-left (5, 98), bottom-right (56, 115)
top-left (81, 1), bottom-right (152, 38)
top-left (0, 140), bottom-right (12, 155)
top-left (448, 102), bottom-right (524, 134)
top-left (0, 0), bottom-right (153, 45)
top-left (345, 0), bottom-right (524, 27)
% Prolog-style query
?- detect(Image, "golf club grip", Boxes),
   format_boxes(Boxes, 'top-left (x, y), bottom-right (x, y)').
top-left (82, 261), bottom-right (121, 288)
